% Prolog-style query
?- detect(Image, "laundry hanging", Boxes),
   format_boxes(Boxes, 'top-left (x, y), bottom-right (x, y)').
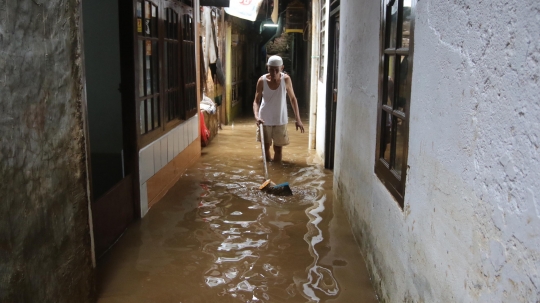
top-left (224, 0), bottom-right (263, 22)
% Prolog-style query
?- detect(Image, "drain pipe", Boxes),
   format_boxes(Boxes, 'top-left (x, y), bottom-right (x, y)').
top-left (308, 0), bottom-right (319, 150)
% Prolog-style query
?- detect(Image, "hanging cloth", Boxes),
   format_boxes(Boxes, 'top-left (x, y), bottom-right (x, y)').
top-left (209, 8), bottom-right (225, 86)
top-left (203, 7), bottom-right (217, 67)
top-left (224, 0), bottom-right (264, 22)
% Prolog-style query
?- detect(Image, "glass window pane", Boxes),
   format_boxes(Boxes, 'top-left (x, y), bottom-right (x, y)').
top-left (152, 41), bottom-right (159, 93)
top-left (145, 40), bottom-right (152, 95)
top-left (164, 41), bottom-right (168, 88)
top-left (140, 100), bottom-right (145, 134)
top-left (151, 4), bottom-right (158, 37)
top-left (169, 44), bottom-right (174, 88)
top-left (174, 13), bottom-right (178, 39)
top-left (175, 90), bottom-right (180, 119)
top-left (187, 16), bottom-right (193, 40)
top-left (138, 40), bottom-right (144, 97)
top-left (381, 111), bottom-right (392, 164)
top-left (386, 55), bottom-right (395, 107)
top-left (402, 1), bottom-right (412, 48)
top-left (170, 90), bottom-right (177, 122)
top-left (173, 92), bottom-right (177, 121)
top-left (394, 117), bottom-right (405, 175)
top-left (174, 43), bottom-right (179, 84)
top-left (166, 9), bottom-right (171, 38)
top-left (387, 1), bottom-right (398, 48)
top-left (146, 98), bottom-right (152, 131)
top-left (397, 55), bottom-right (410, 112)
top-left (144, 2), bottom-right (151, 36)
top-left (137, 1), bottom-right (142, 17)
top-left (153, 97), bottom-right (160, 129)
top-left (137, 1), bottom-right (143, 34)
top-left (165, 94), bottom-right (169, 122)
top-left (167, 92), bottom-right (173, 121)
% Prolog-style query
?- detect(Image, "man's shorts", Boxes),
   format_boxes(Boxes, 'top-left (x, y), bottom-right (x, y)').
top-left (256, 124), bottom-right (290, 146)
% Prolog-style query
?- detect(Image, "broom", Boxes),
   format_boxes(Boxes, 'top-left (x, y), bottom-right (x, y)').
top-left (258, 123), bottom-right (293, 196)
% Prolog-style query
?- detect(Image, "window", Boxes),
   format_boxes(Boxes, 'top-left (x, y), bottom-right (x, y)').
top-left (231, 35), bottom-right (243, 105)
top-left (181, 12), bottom-right (197, 119)
top-left (164, 7), bottom-right (180, 122)
top-left (135, 0), bottom-right (196, 147)
top-left (375, 0), bottom-right (414, 207)
top-left (137, 1), bottom-right (161, 135)
top-left (319, 0), bottom-right (326, 81)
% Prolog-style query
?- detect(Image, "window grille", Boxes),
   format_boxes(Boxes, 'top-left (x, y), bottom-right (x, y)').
top-left (375, 0), bottom-right (415, 207)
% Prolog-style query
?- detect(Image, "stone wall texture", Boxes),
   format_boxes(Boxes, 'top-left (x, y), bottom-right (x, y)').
top-left (0, 0), bottom-right (94, 301)
top-left (334, 0), bottom-right (540, 302)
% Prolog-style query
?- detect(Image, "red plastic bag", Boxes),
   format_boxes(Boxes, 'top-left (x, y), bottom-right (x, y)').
top-left (200, 111), bottom-right (210, 147)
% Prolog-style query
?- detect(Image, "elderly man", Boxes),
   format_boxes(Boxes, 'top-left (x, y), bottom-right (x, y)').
top-left (253, 55), bottom-right (305, 162)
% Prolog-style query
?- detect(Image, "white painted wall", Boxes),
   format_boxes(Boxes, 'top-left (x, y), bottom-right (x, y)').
top-left (334, 0), bottom-right (540, 302)
top-left (315, 0), bottom-right (329, 160)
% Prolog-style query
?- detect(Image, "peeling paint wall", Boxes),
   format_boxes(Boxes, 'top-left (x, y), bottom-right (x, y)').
top-left (335, 0), bottom-right (540, 302)
top-left (0, 0), bottom-right (94, 301)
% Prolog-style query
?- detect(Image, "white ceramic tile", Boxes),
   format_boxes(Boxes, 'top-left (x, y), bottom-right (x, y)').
top-left (179, 122), bottom-right (187, 152)
top-left (192, 114), bottom-right (199, 142)
top-left (184, 120), bottom-right (189, 146)
top-left (140, 182), bottom-right (149, 217)
top-left (139, 145), bottom-right (155, 184)
top-left (187, 117), bottom-right (193, 144)
top-left (173, 126), bottom-right (179, 157)
top-left (167, 131), bottom-right (174, 162)
top-left (177, 124), bottom-right (183, 153)
top-left (191, 117), bottom-right (196, 144)
top-left (178, 124), bottom-right (183, 152)
top-left (153, 141), bottom-right (161, 173)
top-left (189, 119), bottom-right (193, 145)
top-left (160, 137), bottom-right (168, 168)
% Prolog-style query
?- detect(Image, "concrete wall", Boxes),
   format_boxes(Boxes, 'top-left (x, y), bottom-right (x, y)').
top-left (335, 0), bottom-right (540, 302)
top-left (0, 0), bottom-right (94, 302)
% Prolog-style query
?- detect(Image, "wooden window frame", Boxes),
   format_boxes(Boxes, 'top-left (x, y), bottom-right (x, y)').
top-left (374, 0), bottom-right (415, 207)
top-left (134, 0), bottom-right (195, 148)
top-left (164, 5), bottom-right (181, 124)
top-left (136, 0), bottom-right (161, 142)
top-left (180, 11), bottom-right (197, 119)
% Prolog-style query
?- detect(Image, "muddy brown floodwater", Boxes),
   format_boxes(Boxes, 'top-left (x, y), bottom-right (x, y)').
top-left (97, 117), bottom-right (378, 303)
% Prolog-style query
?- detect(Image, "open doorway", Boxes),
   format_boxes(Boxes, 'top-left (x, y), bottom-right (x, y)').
top-left (82, 0), bottom-right (137, 259)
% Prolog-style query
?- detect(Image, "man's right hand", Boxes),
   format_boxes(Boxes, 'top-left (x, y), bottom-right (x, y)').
top-left (255, 118), bottom-right (264, 126)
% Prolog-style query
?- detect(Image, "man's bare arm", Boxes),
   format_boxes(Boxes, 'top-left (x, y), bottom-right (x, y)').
top-left (284, 75), bottom-right (305, 133)
top-left (253, 77), bottom-right (264, 125)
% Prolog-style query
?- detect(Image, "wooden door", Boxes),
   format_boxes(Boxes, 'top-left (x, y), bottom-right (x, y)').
top-left (83, 0), bottom-right (138, 259)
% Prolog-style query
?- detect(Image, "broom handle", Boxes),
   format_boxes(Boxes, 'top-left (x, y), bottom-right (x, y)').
top-left (260, 124), bottom-right (269, 180)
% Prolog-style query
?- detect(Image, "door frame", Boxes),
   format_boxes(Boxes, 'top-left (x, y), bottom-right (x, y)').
top-left (119, 0), bottom-right (141, 218)
top-left (324, 5), bottom-right (340, 169)
top-left (87, 0), bottom-right (140, 259)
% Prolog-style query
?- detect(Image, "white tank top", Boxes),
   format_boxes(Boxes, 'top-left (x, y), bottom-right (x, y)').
top-left (258, 73), bottom-right (287, 126)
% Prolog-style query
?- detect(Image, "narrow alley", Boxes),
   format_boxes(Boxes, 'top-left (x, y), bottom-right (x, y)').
top-left (96, 117), bottom-right (378, 302)
top-left (4, 0), bottom-right (540, 302)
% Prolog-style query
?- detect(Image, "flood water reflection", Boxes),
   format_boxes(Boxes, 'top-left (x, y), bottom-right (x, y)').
top-left (97, 117), bottom-right (378, 303)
